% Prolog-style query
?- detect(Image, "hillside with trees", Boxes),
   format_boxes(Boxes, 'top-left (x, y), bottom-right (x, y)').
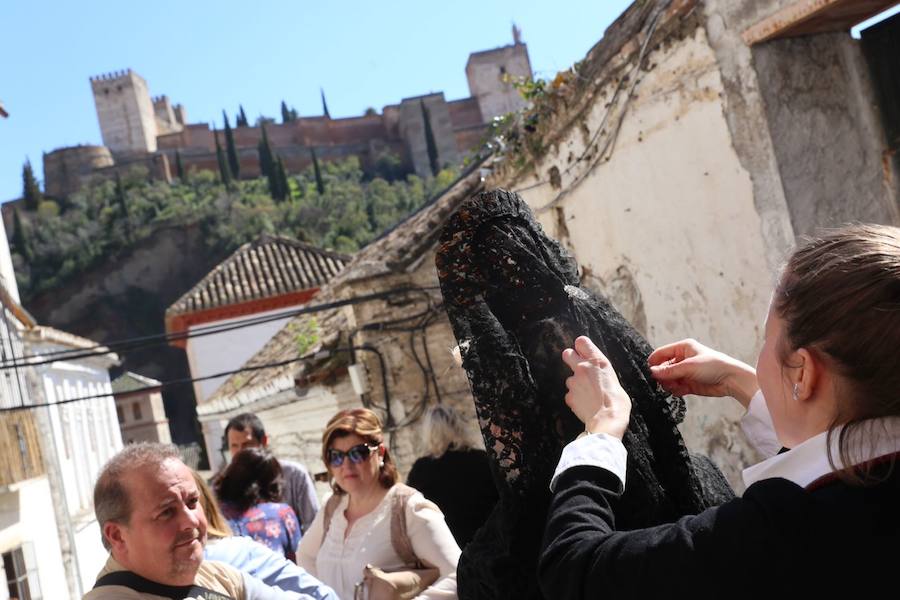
top-left (10, 156), bottom-right (457, 301)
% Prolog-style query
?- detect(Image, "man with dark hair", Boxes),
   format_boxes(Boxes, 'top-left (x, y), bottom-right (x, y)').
top-left (224, 413), bottom-right (319, 532)
top-left (84, 443), bottom-right (296, 599)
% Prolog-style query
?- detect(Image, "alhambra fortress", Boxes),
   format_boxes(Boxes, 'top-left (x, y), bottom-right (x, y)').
top-left (42, 32), bottom-right (532, 199)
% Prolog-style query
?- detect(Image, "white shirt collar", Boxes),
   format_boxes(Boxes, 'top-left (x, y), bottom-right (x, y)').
top-left (742, 416), bottom-right (900, 489)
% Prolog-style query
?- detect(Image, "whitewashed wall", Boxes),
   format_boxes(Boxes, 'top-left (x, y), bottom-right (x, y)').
top-left (186, 308), bottom-right (296, 405)
top-left (497, 27), bottom-right (795, 488)
top-left (34, 354), bottom-right (121, 589)
top-left (0, 477), bottom-right (69, 599)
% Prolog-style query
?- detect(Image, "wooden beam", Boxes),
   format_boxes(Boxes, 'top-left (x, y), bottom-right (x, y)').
top-left (743, 0), bottom-right (900, 45)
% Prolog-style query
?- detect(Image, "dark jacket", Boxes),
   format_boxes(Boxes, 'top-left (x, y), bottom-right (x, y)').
top-left (407, 448), bottom-right (498, 548)
top-left (539, 463), bottom-right (900, 599)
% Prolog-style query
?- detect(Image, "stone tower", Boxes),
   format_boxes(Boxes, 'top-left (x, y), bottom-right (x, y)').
top-left (90, 69), bottom-right (158, 156)
top-left (465, 26), bottom-right (533, 122)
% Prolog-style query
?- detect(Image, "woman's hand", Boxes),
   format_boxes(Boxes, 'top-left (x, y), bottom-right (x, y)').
top-left (648, 339), bottom-right (758, 408)
top-left (561, 336), bottom-right (632, 440)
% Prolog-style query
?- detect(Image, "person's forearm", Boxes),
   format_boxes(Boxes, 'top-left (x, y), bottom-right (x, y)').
top-left (724, 360), bottom-right (758, 409)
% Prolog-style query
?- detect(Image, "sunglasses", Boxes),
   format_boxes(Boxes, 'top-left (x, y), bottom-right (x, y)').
top-left (327, 443), bottom-right (380, 467)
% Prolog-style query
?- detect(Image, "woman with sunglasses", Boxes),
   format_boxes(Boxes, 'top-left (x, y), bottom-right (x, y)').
top-left (298, 408), bottom-right (461, 599)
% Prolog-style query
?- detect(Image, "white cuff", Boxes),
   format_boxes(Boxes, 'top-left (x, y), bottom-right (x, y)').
top-left (550, 433), bottom-right (627, 493)
top-left (740, 390), bottom-right (782, 459)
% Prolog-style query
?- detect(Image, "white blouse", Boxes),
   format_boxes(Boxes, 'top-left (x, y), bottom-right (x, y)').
top-left (298, 485), bottom-right (461, 600)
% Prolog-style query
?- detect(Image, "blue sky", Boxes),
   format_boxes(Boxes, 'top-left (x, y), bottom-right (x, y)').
top-left (0, 0), bottom-right (633, 202)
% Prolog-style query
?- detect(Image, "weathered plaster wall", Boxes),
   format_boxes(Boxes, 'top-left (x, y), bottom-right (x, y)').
top-left (753, 32), bottom-right (900, 233)
top-left (496, 25), bottom-right (780, 488)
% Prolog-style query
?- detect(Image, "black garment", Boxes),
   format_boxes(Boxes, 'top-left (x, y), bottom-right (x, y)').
top-left (540, 463), bottom-right (900, 599)
top-left (436, 189), bottom-right (734, 599)
top-left (406, 449), bottom-right (499, 549)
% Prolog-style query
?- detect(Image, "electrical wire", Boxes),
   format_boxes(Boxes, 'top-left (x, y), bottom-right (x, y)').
top-left (0, 285), bottom-right (441, 370)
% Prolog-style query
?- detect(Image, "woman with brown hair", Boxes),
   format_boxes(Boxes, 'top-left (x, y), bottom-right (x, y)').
top-left (214, 447), bottom-right (301, 562)
top-left (297, 408), bottom-right (461, 599)
top-left (540, 224), bottom-right (900, 597)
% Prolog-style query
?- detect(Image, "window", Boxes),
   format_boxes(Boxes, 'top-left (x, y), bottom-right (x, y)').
top-left (3, 544), bottom-right (41, 599)
top-left (116, 404), bottom-right (124, 424)
top-left (132, 402), bottom-right (142, 421)
top-left (13, 424), bottom-right (28, 473)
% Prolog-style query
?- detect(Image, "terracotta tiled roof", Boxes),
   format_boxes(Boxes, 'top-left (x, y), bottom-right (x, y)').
top-left (166, 235), bottom-right (350, 317)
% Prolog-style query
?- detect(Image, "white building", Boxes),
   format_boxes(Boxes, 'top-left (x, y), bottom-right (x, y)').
top-left (0, 232), bottom-right (70, 600)
top-left (22, 326), bottom-right (122, 596)
top-left (165, 235), bottom-right (348, 472)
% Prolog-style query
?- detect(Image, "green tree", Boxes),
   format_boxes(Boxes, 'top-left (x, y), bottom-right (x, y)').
top-left (310, 148), bottom-right (325, 195)
top-left (175, 150), bottom-right (185, 180)
top-left (115, 172), bottom-right (133, 240)
top-left (280, 101), bottom-right (298, 123)
top-left (257, 123), bottom-right (275, 178)
top-left (11, 209), bottom-right (32, 262)
top-left (236, 105), bottom-right (249, 127)
top-left (223, 111), bottom-right (241, 179)
top-left (214, 129), bottom-right (233, 187)
top-left (22, 159), bottom-right (42, 211)
top-left (268, 156), bottom-right (290, 202)
top-left (420, 100), bottom-right (440, 177)
top-left (320, 88), bottom-right (331, 119)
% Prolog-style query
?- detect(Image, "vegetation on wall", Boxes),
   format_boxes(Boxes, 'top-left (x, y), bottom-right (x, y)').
top-left (11, 156), bottom-right (457, 301)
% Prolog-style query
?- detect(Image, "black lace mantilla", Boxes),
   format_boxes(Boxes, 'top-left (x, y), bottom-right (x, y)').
top-left (436, 189), bottom-right (734, 600)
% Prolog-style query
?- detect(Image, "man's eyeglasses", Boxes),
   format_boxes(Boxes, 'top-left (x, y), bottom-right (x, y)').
top-left (327, 443), bottom-right (379, 467)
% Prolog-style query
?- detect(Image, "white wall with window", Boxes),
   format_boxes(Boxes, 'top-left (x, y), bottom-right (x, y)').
top-left (24, 328), bottom-right (122, 594)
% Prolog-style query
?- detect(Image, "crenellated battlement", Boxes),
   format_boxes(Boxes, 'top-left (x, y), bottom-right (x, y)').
top-left (89, 69), bottom-right (135, 84)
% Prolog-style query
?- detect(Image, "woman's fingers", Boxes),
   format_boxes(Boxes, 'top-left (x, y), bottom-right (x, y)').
top-left (561, 348), bottom-right (580, 372)
top-left (574, 336), bottom-right (608, 364)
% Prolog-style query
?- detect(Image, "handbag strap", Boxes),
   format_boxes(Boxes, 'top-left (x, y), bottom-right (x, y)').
top-left (321, 492), bottom-right (343, 544)
top-left (390, 483), bottom-right (441, 568)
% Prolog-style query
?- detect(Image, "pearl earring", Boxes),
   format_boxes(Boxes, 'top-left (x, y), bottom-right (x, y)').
top-left (378, 457), bottom-right (385, 468)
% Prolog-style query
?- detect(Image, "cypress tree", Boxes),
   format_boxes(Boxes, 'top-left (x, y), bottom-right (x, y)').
top-left (277, 157), bottom-right (290, 201)
top-left (223, 111), bottom-right (240, 179)
top-left (214, 128), bottom-right (233, 186)
top-left (310, 147), bottom-right (325, 195)
top-left (267, 156), bottom-right (289, 202)
top-left (257, 123), bottom-right (275, 178)
top-left (420, 100), bottom-right (440, 177)
top-left (237, 105), bottom-right (249, 127)
top-left (175, 150), bottom-right (185, 180)
top-left (22, 159), bottom-right (42, 211)
top-left (320, 88), bottom-right (331, 119)
top-left (281, 101), bottom-right (292, 124)
top-left (115, 172), bottom-right (132, 240)
top-left (11, 209), bottom-right (32, 262)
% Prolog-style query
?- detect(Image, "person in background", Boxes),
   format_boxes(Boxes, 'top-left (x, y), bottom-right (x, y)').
top-left (194, 471), bottom-right (338, 600)
top-left (540, 224), bottom-right (900, 597)
top-left (406, 405), bottom-right (498, 548)
top-left (225, 413), bottom-right (319, 533)
top-left (298, 408), bottom-right (461, 600)
top-left (215, 447), bottom-right (301, 562)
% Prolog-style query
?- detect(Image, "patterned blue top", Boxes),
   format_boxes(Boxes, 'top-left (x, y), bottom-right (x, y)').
top-left (221, 501), bottom-right (301, 562)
